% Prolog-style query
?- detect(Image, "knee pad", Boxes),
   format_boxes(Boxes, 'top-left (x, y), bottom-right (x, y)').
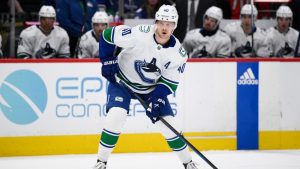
top-left (104, 107), bottom-right (127, 133)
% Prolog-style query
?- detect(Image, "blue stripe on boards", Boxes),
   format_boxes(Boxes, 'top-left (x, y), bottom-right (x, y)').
top-left (237, 62), bottom-right (259, 150)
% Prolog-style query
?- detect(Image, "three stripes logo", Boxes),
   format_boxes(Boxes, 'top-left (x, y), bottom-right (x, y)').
top-left (237, 68), bottom-right (258, 85)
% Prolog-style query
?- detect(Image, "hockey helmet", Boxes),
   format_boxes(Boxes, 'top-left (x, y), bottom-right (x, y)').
top-left (240, 4), bottom-right (258, 17)
top-left (204, 6), bottom-right (223, 24)
top-left (155, 5), bottom-right (178, 28)
top-left (92, 11), bottom-right (109, 24)
top-left (39, 5), bottom-right (56, 18)
top-left (276, 6), bottom-right (293, 18)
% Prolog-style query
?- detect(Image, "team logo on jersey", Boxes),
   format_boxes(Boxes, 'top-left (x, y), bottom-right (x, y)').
top-left (139, 25), bottom-right (151, 33)
top-left (179, 46), bottom-right (187, 58)
top-left (235, 41), bottom-right (253, 57)
top-left (36, 42), bottom-right (57, 58)
top-left (134, 59), bottom-right (161, 84)
top-left (276, 42), bottom-right (294, 57)
top-left (192, 46), bottom-right (211, 58)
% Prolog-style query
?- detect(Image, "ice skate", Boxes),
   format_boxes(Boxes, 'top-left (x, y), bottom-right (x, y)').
top-left (92, 160), bottom-right (106, 169)
top-left (184, 161), bottom-right (199, 169)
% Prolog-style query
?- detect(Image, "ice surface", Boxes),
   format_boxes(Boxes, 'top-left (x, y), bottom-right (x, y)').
top-left (0, 150), bottom-right (300, 169)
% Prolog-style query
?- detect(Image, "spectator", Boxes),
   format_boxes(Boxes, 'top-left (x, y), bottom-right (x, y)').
top-left (56, 0), bottom-right (98, 58)
top-left (182, 6), bottom-right (231, 58)
top-left (223, 4), bottom-right (269, 58)
top-left (265, 5), bottom-right (299, 57)
top-left (135, 0), bottom-right (161, 19)
top-left (17, 5), bottom-right (70, 59)
top-left (78, 11), bottom-right (109, 58)
top-left (0, 34), bottom-right (2, 57)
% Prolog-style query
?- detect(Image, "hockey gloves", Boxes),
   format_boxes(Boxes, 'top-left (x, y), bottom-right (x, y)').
top-left (146, 84), bottom-right (171, 123)
top-left (100, 56), bottom-right (119, 83)
top-left (146, 96), bottom-right (167, 124)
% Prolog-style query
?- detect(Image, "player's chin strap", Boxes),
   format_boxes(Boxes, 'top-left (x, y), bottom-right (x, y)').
top-left (115, 77), bottom-right (218, 169)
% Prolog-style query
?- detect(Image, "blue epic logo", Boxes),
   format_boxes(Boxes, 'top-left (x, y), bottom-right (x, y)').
top-left (0, 70), bottom-right (47, 125)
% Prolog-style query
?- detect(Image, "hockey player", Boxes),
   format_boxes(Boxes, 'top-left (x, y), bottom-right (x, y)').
top-left (94, 4), bottom-right (198, 169)
top-left (78, 11), bottom-right (109, 58)
top-left (265, 5), bottom-right (299, 57)
top-left (223, 4), bottom-right (269, 58)
top-left (17, 5), bottom-right (70, 59)
top-left (182, 6), bottom-right (231, 58)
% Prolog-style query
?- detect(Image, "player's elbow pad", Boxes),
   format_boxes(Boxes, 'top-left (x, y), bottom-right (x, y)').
top-left (99, 33), bottom-right (116, 59)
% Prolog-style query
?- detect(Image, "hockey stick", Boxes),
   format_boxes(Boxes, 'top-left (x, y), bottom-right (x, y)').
top-left (295, 28), bottom-right (300, 57)
top-left (129, 89), bottom-right (218, 169)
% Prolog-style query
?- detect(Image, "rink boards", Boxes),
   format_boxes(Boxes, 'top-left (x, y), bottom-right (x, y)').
top-left (0, 58), bottom-right (300, 156)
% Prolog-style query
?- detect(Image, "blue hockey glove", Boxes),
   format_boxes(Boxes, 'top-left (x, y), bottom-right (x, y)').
top-left (146, 96), bottom-right (167, 123)
top-left (100, 56), bottom-right (119, 83)
top-left (145, 84), bottom-right (172, 123)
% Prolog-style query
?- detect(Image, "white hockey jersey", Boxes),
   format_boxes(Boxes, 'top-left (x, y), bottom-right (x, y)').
top-left (182, 28), bottom-right (231, 58)
top-left (223, 22), bottom-right (269, 57)
top-left (78, 30), bottom-right (99, 58)
top-left (102, 24), bottom-right (188, 94)
top-left (17, 25), bottom-right (70, 59)
top-left (265, 27), bottom-right (299, 57)
top-left (0, 34), bottom-right (2, 57)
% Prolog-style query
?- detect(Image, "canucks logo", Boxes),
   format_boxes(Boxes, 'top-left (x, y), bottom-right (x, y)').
top-left (235, 41), bottom-right (253, 57)
top-left (134, 59), bottom-right (161, 84)
top-left (179, 46), bottom-right (187, 58)
top-left (36, 42), bottom-right (57, 58)
top-left (0, 70), bottom-right (48, 125)
top-left (276, 42), bottom-right (294, 57)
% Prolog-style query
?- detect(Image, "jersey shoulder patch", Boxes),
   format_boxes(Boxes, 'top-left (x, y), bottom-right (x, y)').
top-left (138, 25), bottom-right (151, 33)
top-left (179, 46), bottom-right (188, 58)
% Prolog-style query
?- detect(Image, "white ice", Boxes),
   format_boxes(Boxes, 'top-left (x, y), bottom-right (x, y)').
top-left (0, 150), bottom-right (300, 169)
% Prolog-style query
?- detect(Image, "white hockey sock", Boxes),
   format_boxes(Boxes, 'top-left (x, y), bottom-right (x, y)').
top-left (156, 116), bottom-right (192, 164)
top-left (97, 107), bottom-right (127, 162)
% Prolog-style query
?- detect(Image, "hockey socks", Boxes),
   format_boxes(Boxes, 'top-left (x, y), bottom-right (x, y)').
top-left (97, 107), bottom-right (127, 162)
top-left (166, 135), bottom-right (187, 151)
top-left (156, 116), bottom-right (193, 164)
top-left (167, 136), bottom-right (192, 164)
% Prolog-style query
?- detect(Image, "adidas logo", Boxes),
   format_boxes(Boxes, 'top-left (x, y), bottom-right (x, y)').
top-left (237, 68), bottom-right (259, 85)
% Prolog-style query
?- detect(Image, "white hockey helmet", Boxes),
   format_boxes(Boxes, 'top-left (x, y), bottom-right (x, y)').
top-left (39, 5), bottom-right (56, 18)
top-left (240, 4), bottom-right (258, 18)
top-left (92, 11), bottom-right (109, 24)
top-left (204, 6), bottom-right (223, 24)
top-left (155, 5), bottom-right (179, 28)
top-left (276, 5), bottom-right (293, 18)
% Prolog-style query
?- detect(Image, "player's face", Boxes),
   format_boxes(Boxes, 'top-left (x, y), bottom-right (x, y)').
top-left (40, 17), bottom-right (55, 32)
top-left (203, 15), bottom-right (218, 31)
top-left (155, 20), bottom-right (175, 39)
top-left (93, 23), bottom-right (108, 36)
top-left (241, 15), bottom-right (252, 28)
top-left (277, 17), bottom-right (291, 32)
